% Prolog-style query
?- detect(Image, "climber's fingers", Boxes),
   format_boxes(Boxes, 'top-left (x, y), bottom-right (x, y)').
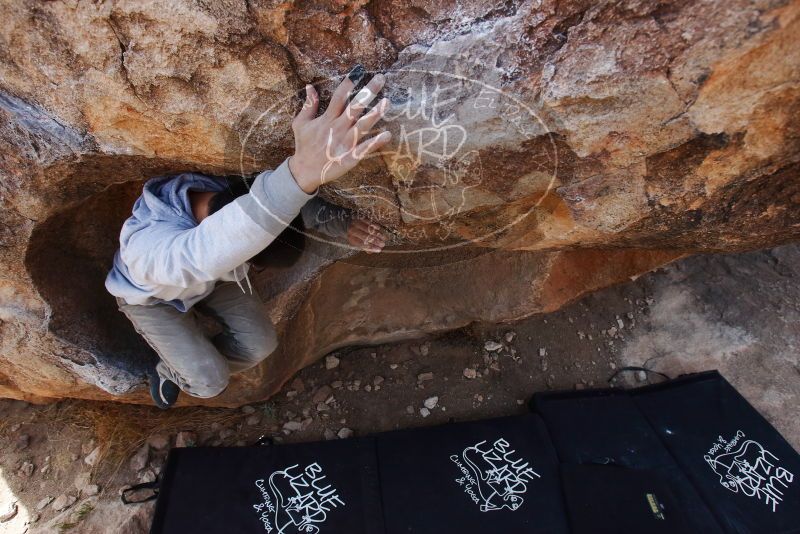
top-left (347, 223), bottom-right (371, 242)
top-left (342, 73), bottom-right (386, 124)
top-left (325, 64), bottom-right (365, 119)
top-left (353, 97), bottom-right (390, 138)
top-left (351, 219), bottom-right (386, 241)
top-left (293, 84), bottom-right (319, 127)
top-left (348, 219), bottom-right (387, 253)
top-left (346, 130), bottom-right (392, 165)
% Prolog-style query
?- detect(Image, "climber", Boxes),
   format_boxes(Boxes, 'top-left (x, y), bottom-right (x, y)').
top-left (105, 65), bottom-right (391, 408)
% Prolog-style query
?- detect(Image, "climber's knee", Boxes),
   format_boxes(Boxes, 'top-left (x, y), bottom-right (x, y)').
top-left (234, 320), bottom-right (278, 366)
top-left (184, 360), bottom-right (230, 399)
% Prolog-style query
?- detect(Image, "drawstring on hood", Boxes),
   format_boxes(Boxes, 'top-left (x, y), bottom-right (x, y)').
top-left (234, 264), bottom-right (245, 294)
top-left (233, 264), bottom-right (254, 296)
top-left (244, 269), bottom-right (254, 295)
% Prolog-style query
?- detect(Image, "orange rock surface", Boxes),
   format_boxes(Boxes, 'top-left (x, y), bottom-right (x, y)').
top-left (0, 0), bottom-right (798, 405)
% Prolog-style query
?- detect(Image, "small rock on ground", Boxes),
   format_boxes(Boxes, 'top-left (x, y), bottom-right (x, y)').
top-left (52, 494), bottom-right (77, 512)
top-left (484, 340), bottom-right (503, 351)
top-left (84, 446), bottom-right (101, 466)
top-left (74, 472), bottom-right (91, 490)
top-left (129, 444), bottom-right (150, 472)
top-left (35, 496), bottom-right (53, 511)
top-left (283, 421), bottom-right (303, 433)
top-left (0, 502), bottom-right (18, 523)
top-left (312, 385), bottom-right (333, 404)
top-left (18, 461), bottom-right (34, 477)
top-left (147, 434), bottom-right (169, 450)
top-left (175, 431), bottom-right (197, 448)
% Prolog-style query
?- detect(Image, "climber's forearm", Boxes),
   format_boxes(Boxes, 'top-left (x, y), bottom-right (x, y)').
top-left (300, 197), bottom-right (352, 239)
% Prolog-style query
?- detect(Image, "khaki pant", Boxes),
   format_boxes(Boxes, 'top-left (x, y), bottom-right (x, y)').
top-left (117, 282), bottom-right (277, 398)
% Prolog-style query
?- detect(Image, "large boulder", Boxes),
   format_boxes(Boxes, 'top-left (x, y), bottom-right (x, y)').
top-left (0, 0), bottom-right (798, 406)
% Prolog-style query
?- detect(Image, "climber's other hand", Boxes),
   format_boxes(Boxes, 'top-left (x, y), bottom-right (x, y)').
top-left (347, 219), bottom-right (387, 253)
top-left (289, 65), bottom-right (392, 194)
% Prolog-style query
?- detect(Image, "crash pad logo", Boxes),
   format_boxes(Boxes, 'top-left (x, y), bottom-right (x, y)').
top-left (252, 463), bottom-right (345, 533)
top-left (704, 430), bottom-right (795, 512)
top-left (450, 437), bottom-right (540, 512)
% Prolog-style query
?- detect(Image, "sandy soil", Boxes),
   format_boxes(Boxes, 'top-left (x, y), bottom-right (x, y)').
top-left (1, 244), bottom-right (798, 533)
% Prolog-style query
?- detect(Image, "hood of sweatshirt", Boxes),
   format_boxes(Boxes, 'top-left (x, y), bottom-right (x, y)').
top-left (105, 159), bottom-right (318, 313)
top-left (106, 172), bottom-right (233, 312)
top-left (137, 172), bottom-right (226, 224)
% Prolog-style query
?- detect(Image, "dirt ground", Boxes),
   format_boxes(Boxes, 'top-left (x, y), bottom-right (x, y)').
top-left (1, 244), bottom-right (799, 533)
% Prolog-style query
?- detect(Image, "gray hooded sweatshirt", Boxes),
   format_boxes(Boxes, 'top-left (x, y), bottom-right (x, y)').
top-left (105, 158), bottom-right (349, 312)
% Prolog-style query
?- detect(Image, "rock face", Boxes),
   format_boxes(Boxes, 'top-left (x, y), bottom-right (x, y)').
top-left (0, 0), bottom-right (798, 405)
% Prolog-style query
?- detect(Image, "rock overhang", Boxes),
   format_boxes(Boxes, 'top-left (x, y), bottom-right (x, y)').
top-left (0, 0), bottom-right (798, 405)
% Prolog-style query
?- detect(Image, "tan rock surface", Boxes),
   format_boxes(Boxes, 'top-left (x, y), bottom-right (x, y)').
top-left (0, 0), bottom-right (798, 405)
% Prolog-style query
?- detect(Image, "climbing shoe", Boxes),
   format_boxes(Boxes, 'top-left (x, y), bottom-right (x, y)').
top-left (149, 372), bottom-right (179, 409)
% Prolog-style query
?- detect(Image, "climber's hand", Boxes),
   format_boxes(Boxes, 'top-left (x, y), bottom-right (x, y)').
top-left (288, 66), bottom-right (392, 194)
top-left (347, 219), bottom-right (387, 253)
